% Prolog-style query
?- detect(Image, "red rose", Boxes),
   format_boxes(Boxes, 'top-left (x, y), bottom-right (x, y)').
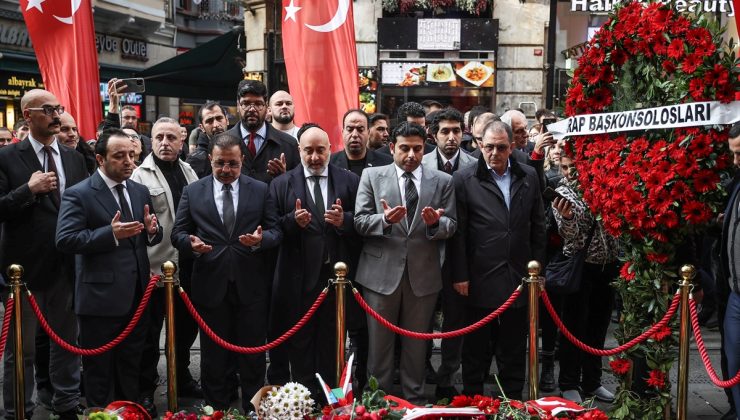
top-left (647, 370), bottom-right (666, 388)
top-left (450, 395), bottom-right (472, 407)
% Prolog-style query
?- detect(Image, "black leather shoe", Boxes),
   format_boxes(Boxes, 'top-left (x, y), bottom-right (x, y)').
top-left (540, 362), bottom-right (556, 392)
top-left (139, 395), bottom-right (158, 419)
top-left (434, 385), bottom-right (459, 403)
top-left (178, 379), bottom-right (204, 398)
top-left (55, 404), bottom-right (86, 420)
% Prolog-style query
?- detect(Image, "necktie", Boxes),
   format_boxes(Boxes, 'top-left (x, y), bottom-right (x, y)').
top-left (443, 161), bottom-right (453, 174)
top-left (42, 146), bottom-right (60, 207)
top-left (114, 184), bottom-right (133, 222)
top-left (403, 172), bottom-right (418, 227)
top-left (247, 132), bottom-right (257, 157)
top-left (311, 176), bottom-right (325, 217)
top-left (222, 183), bottom-right (235, 235)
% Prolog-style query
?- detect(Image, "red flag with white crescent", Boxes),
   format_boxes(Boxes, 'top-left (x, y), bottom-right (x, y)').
top-left (281, 0), bottom-right (359, 152)
top-left (20, 0), bottom-right (102, 140)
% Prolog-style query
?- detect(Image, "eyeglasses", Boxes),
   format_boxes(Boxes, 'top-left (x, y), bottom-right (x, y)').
top-left (26, 105), bottom-right (65, 116)
top-left (213, 160), bottom-right (242, 169)
top-left (482, 143), bottom-right (510, 153)
top-left (239, 101), bottom-right (266, 111)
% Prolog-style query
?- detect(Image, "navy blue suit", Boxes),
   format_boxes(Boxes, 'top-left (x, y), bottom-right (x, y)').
top-left (56, 170), bottom-right (162, 406)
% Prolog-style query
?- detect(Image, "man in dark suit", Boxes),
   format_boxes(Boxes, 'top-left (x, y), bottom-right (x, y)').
top-left (227, 80), bottom-right (299, 184)
top-left (354, 122), bottom-right (456, 404)
top-left (0, 89), bottom-right (88, 420)
top-left (330, 109), bottom-right (393, 177)
top-left (171, 133), bottom-right (282, 412)
top-left (269, 123), bottom-right (360, 395)
top-left (451, 120), bottom-right (546, 401)
top-left (56, 128), bottom-right (162, 410)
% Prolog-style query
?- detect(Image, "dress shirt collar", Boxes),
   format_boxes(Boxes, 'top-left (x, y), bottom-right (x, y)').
top-left (302, 165), bottom-right (329, 179)
top-left (394, 163), bottom-right (423, 181)
top-left (97, 168), bottom-right (124, 190)
top-left (212, 175), bottom-right (240, 193)
top-left (28, 134), bottom-right (60, 155)
top-left (240, 122), bottom-right (267, 140)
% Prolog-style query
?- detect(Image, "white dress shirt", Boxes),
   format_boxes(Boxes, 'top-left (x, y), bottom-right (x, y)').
top-left (240, 122), bottom-right (267, 153)
top-left (394, 164), bottom-right (422, 208)
top-left (29, 135), bottom-right (66, 194)
top-left (213, 176), bottom-right (239, 224)
top-left (303, 165), bottom-right (329, 212)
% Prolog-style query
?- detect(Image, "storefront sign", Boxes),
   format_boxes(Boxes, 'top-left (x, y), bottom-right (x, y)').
top-left (548, 101), bottom-right (740, 139)
top-left (0, 22), bottom-right (33, 49)
top-left (570, 0), bottom-right (734, 15)
top-left (96, 34), bottom-right (119, 53)
top-left (96, 34), bottom-right (148, 61)
top-left (562, 42), bottom-right (588, 60)
top-left (0, 73), bottom-right (44, 99)
top-left (244, 72), bottom-right (264, 82)
top-left (381, 61), bottom-right (495, 88)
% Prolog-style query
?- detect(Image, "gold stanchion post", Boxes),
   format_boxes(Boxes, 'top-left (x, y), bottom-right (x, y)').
top-left (333, 262), bottom-right (348, 387)
top-left (526, 260), bottom-right (542, 400)
top-left (676, 264), bottom-right (695, 420)
top-left (7, 264), bottom-right (24, 420)
top-left (162, 261), bottom-right (178, 412)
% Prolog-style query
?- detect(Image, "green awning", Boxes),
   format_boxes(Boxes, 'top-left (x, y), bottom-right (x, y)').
top-left (135, 28), bottom-right (244, 100)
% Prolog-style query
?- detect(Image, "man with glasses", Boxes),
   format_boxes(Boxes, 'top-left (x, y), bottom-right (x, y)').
top-left (450, 120), bottom-right (545, 401)
top-left (0, 127), bottom-right (13, 147)
top-left (225, 80), bottom-right (299, 184)
top-left (330, 109), bottom-right (392, 177)
top-left (0, 89), bottom-right (89, 420)
top-left (172, 133), bottom-right (282, 412)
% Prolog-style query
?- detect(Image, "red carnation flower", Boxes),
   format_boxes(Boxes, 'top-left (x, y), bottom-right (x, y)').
top-left (683, 200), bottom-right (712, 224)
top-left (450, 395), bottom-right (472, 407)
top-left (652, 324), bottom-right (672, 341)
top-left (589, 87), bottom-right (613, 110)
top-left (681, 53), bottom-right (704, 74)
top-left (620, 262), bottom-right (636, 281)
top-left (611, 48), bottom-right (628, 66)
top-left (693, 169), bottom-right (720, 193)
top-left (686, 27), bottom-right (711, 47)
top-left (646, 252), bottom-right (669, 264)
top-left (655, 210), bottom-right (680, 229)
top-left (610, 358), bottom-right (632, 375)
top-left (647, 370), bottom-right (666, 388)
top-left (577, 410), bottom-right (610, 420)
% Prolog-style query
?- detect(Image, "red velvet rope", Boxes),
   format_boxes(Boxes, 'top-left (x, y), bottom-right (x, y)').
top-left (689, 298), bottom-right (740, 388)
top-left (541, 289), bottom-right (681, 356)
top-left (0, 297), bottom-right (13, 361)
top-left (179, 287), bottom-right (328, 354)
top-left (353, 286), bottom-right (523, 339)
top-left (27, 276), bottom-right (160, 356)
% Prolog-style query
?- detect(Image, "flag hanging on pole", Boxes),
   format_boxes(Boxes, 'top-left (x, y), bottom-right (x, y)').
top-left (281, 0), bottom-right (359, 151)
top-left (20, 0), bottom-right (102, 140)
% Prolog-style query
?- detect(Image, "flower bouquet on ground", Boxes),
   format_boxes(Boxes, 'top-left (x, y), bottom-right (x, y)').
top-left (163, 405), bottom-right (251, 420)
top-left (83, 401), bottom-right (150, 420)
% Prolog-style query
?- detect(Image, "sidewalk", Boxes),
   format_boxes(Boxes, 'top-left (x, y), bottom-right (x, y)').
top-left (0, 311), bottom-right (732, 419)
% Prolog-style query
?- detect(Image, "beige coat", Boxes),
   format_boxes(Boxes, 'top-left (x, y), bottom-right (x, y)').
top-left (131, 154), bottom-right (198, 276)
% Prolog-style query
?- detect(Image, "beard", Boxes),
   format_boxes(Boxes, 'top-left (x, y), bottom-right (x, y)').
top-left (302, 161), bottom-right (328, 176)
top-left (273, 112), bottom-right (294, 124)
top-left (241, 113), bottom-right (264, 131)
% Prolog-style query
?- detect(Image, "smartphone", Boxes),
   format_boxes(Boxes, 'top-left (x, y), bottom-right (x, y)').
top-left (117, 78), bottom-right (145, 93)
top-left (541, 117), bottom-right (557, 133)
top-left (542, 186), bottom-right (564, 202)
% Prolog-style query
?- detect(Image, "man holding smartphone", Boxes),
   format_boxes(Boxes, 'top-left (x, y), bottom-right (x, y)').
top-left (104, 79), bottom-right (152, 157)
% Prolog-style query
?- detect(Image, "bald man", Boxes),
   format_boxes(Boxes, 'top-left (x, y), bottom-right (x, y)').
top-left (0, 89), bottom-right (88, 419)
top-left (269, 90), bottom-right (299, 140)
top-left (269, 123), bottom-right (360, 396)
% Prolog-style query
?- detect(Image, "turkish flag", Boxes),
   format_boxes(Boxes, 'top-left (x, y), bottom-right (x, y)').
top-left (735, 0), bottom-right (740, 38)
top-left (21, 0), bottom-right (102, 140)
top-left (281, 0), bottom-right (359, 151)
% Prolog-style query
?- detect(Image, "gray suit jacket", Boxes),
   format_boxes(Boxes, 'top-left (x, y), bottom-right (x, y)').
top-left (354, 164), bottom-right (456, 297)
top-left (421, 149), bottom-right (477, 173)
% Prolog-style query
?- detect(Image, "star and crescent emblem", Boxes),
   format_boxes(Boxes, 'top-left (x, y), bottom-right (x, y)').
top-left (284, 0), bottom-right (350, 33)
top-left (25, 0), bottom-right (83, 25)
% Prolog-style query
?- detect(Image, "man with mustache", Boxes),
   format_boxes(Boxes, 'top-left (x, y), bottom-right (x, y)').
top-left (131, 118), bottom-right (201, 415)
top-left (330, 109), bottom-right (392, 177)
top-left (57, 113), bottom-right (96, 175)
top-left (0, 89), bottom-right (88, 420)
top-left (226, 80), bottom-right (299, 184)
top-left (268, 90), bottom-right (299, 140)
top-left (354, 122), bottom-right (456, 404)
top-left (172, 133), bottom-right (282, 412)
top-left (56, 128), bottom-right (162, 409)
top-left (187, 101), bottom-right (230, 178)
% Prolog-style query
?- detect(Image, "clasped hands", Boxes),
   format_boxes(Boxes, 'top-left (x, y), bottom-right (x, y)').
top-left (381, 199), bottom-right (444, 226)
top-left (294, 198), bottom-right (344, 228)
top-left (111, 204), bottom-right (158, 239)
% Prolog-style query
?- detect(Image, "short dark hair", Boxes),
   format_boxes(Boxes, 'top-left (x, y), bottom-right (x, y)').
top-left (209, 132), bottom-right (243, 154)
top-left (342, 109), bottom-right (368, 126)
top-left (425, 110), bottom-right (441, 127)
top-left (96, 120), bottom-right (106, 132)
top-left (13, 120), bottom-right (27, 131)
top-left (121, 105), bottom-right (137, 114)
top-left (369, 113), bottom-right (389, 126)
top-left (297, 122), bottom-right (322, 141)
top-left (535, 108), bottom-right (555, 122)
top-left (95, 128), bottom-right (129, 156)
top-left (390, 122), bottom-right (427, 144)
top-left (421, 99), bottom-right (443, 109)
top-left (467, 106), bottom-right (489, 131)
top-left (397, 102), bottom-right (425, 120)
top-left (482, 121), bottom-right (513, 143)
top-left (237, 80), bottom-right (268, 100)
top-left (198, 101), bottom-right (225, 124)
top-left (730, 122), bottom-right (740, 139)
top-left (431, 108), bottom-right (464, 135)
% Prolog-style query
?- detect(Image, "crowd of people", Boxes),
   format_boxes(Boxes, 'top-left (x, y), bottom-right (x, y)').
top-left (0, 79), bottom-right (737, 420)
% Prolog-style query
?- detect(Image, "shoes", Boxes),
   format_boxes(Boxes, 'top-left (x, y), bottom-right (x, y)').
top-left (54, 404), bottom-right (86, 420)
top-left (585, 386), bottom-right (615, 403)
top-left (178, 379), bottom-right (203, 399)
top-left (720, 408), bottom-right (736, 420)
top-left (561, 389), bottom-right (582, 404)
top-left (539, 361), bottom-right (556, 393)
top-left (139, 395), bottom-right (158, 419)
top-left (36, 386), bottom-right (54, 411)
top-left (434, 385), bottom-right (459, 402)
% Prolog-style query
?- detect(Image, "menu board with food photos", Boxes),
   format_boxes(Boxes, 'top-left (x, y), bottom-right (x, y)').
top-left (381, 61), bottom-right (495, 88)
top-left (359, 68), bottom-right (378, 114)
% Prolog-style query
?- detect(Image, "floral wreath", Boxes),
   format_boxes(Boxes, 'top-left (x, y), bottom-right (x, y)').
top-left (563, 1), bottom-right (738, 418)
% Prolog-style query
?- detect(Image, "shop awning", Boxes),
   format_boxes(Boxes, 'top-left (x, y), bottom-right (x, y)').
top-left (135, 28), bottom-right (244, 100)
